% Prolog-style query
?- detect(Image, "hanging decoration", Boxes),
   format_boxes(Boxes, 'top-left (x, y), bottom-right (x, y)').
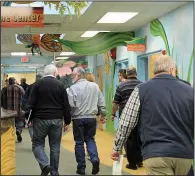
top-left (52, 31), bottom-right (134, 55)
top-left (17, 34), bottom-right (62, 55)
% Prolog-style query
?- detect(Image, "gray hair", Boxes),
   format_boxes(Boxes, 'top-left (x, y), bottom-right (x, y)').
top-left (44, 64), bottom-right (58, 76)
top-left (153, 55), bottom-right (176, 75)
top-left (74, 67), bottom-right (85, 77)
top-left (36, 72), bottom-right (43, 81)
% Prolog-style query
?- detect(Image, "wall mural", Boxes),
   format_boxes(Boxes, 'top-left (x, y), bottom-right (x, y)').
top-left (17, 34), bottom-right (62, 55)
top-left (150, 19), bottom-right (194, 83)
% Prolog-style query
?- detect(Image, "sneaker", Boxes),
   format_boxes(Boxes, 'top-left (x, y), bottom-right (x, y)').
top-left (126, 164), bottom-right (137, 170)
top-left (92, 161), bottom-right (100, 175)
top-left (76, 168), bottom-right (85, 175)
top-left (16, 131), bottom-right (22, 142)
top-left (41, 165), bottom-right (51, 176)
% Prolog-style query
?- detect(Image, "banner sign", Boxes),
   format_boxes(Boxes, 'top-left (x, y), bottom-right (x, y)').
top-left (126, 36), bottom-right (146, 52)
top-left (127, 44), bottom-right (146, 51)
top-left (1, 7), bottom-right (44, 28)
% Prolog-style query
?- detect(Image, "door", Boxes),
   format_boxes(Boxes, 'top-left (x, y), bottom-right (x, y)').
top-left (97, 66), bottom-right (104, 130)
top-left (137, 56), bottom-right (149, 81)
top-left (149, 53), bottom-right (162, 79)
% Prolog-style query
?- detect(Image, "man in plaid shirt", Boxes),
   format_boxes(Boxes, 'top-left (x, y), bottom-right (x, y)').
top-left (1, 77), bottom-right (24, 142)
top-left (111, 55), bottom-right (194, 175)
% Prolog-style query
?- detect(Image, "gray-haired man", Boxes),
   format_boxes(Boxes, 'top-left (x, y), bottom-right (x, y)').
top-left (66, 67), bottom-right (107, 175)
top-left (27, 64), bottom-right (71, 176)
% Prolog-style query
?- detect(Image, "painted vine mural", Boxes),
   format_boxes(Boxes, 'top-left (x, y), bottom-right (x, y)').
top-left (150, 19), bottom-right (194, 83)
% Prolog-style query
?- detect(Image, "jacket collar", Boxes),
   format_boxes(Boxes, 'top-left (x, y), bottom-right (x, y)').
top-left (153, 73), bottom-right (176, 80)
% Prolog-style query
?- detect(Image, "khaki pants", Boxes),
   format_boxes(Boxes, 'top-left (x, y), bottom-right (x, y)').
top-left (143, 157), bottom-right (192, 175)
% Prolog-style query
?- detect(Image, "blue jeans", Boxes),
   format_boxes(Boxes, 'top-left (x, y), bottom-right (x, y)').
top-left (72, 118), bottom-right (99, 171)
top-left (28, 126), bottom-right (33, 140)
top-left (32, 118), bottom-right (63, 176)
top-left (15, 118), bottom-right (25, 134)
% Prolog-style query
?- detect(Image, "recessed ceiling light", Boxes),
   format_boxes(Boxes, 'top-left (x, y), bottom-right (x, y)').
top-left (56, 57), bottom-right (69, 60)
top-left (11, 52), bottom-right (26, 56)
top-left (97, 12), bottom-right (138, 23)
top-left (60, 52), bottom-right (75, 56)
top-left (81, 31), bottom-right (110, 38)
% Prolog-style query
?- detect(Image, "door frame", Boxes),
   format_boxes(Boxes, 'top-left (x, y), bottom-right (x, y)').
top-left (137, 50), bottom-right (162, 80)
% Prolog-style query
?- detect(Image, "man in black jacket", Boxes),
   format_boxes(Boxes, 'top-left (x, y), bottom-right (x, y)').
top-left (27, 64), bottom-right (71, 176)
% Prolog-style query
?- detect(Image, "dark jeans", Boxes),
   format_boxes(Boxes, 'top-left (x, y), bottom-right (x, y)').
top-left (188, 166), bottom-right (194, 176)
top-left (32, 118), bottom-right (63, 176)
top-left (126, 127), bottom-right (142, 166)
top-left (15, 118), bottom-right (25, 134)
top-left (72, 118), bottom-right (99, 171)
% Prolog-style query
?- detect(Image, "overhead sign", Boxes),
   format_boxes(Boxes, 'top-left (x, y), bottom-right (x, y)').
top-left (21, 56), bottom-right (29, 63)
top-left (127, 44), bottom-right (146, 51)
top-left (1, 7), bottom-right (44, 28)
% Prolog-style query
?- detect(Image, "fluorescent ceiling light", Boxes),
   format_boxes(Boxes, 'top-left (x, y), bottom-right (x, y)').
top-left (11, 52), bottom-right (26, 56)
top-left (97, 12), bottom-right (138, 23)
top-left (81, 31), bottom-right (110, 38)
top-left (56, 57), bottom-right (69, 60)
top-left (60, 52), bottom-right (75, 56)
top-left (28, 53), bottom-right (38, 55)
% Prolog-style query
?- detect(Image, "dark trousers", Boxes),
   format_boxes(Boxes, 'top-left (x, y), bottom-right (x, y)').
top-left (72, 118), bottom-right (99, 172)
top-left (126, 127), bottom-right (142, 166)
top-left (32, 118), bottom-right (63, 176)
top-left (187, 166), bottom-right (194, 176)
top-left (15, 118), bottom-right (25, 134)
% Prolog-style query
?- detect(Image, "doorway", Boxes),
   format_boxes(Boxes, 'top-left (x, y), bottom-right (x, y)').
top-left (137, 56), bottom-right (149, 81)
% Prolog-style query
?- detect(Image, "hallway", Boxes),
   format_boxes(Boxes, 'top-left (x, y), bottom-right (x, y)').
top-left (16, 128), bottom-right (146, 175)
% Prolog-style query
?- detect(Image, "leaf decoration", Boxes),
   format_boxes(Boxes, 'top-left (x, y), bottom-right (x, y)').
top-left (187, 49), bottom-right (194, 83)
top-left (125, 36), bottom-right (146, 45)
top-left (55, 32), bottom-right (134, 55)
top-left (150, 19), bottom-right (170, 56)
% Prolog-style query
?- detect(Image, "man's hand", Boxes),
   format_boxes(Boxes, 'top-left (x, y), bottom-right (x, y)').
top-left (64, 124), bottom-right (69, 132)
top-left (111, 151), bottom-right (121, 161)
top-left (111, 114), bottom-right (115, 121)
top-left (100, 116), bottom-right (107, 124)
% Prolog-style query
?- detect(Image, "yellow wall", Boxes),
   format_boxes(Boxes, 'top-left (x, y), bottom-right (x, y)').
top-left (8, 73), bottom-right (36, 85)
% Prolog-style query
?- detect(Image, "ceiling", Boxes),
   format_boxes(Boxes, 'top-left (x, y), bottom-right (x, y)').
top-left (1, 1), bottom-right (188, 57)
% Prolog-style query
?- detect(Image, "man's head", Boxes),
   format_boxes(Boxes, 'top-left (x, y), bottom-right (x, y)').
top-left (153, 55), bottom-right (176, 77)
top-left (9, 77), bottom-right (16, 85)
top-left (36, 73), bottom-right (43, 81)
top-left (20, 78), bottom-right (26, 84)
top-left (44, 64), bottom-right (58, 77)
top-left (72, 67), bottom-right (85, 83)
top-left (126, 66), bottom-right (137, 78)
top-left (118, 69), bottom-right (127, 82)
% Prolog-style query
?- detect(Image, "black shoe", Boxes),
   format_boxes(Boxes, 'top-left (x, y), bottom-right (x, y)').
top-left (137, 162), bottom-right (143, 167)
top-left (16, 131), bottom-right (22, 142)
top-left (76, 169), bottom-right (85, 175)
top-left (92, 161), bottom-right (100, 175)
top-left (126, 164), bottom-right (137, 170)
top-left (41, 165), bottom-right (51, 176)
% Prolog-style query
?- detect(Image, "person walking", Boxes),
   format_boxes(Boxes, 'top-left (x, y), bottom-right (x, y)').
top-left (66, 67), bottom-right (107, 175)
top-left (111, 55), bottom-right (194, 175)
top-left (27, 64), bottom-right (71, 176)
top-left (111, 66), bottom-right (142, 170)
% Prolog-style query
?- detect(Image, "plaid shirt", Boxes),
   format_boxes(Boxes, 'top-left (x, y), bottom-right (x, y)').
top-left (113, 87), bottom-right (140, 152)
top-left (1, 85), bottom-right (23, 117)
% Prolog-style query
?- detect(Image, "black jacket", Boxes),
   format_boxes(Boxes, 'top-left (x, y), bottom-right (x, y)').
top-left (27, 76), bottom-right (71, 125)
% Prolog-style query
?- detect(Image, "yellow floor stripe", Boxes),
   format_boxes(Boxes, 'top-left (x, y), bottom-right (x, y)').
top-left (62, 129), bottom-right (146, 175)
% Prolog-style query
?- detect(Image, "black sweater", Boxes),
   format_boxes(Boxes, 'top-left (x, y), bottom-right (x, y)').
top-left (27, 76), bottom-right (71, 125)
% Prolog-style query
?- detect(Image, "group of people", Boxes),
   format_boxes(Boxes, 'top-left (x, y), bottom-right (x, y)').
top-left (111, 55), bottom-right (193, 176)
top-left (1, 54), bottom-right (194, 176)
top-left (1, 65), bottom-right (106, 176)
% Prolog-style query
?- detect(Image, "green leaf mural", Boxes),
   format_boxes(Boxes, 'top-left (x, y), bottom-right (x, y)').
top-left (150, 19), bottom-right (170, 56)
top-left (187, 49), bottom-right (194, 83)
top-left (54, 32), bottom-right (134, 55)
top-left (125, 36), bottom-right (146, 45)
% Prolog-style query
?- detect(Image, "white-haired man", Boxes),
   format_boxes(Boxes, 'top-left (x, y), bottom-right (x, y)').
top-left (111, 55), bottom-right (194, 175)
top-left (66, 67), bottom-right (107, 175)
top-left (27, 64), bottom-right (71, 176)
